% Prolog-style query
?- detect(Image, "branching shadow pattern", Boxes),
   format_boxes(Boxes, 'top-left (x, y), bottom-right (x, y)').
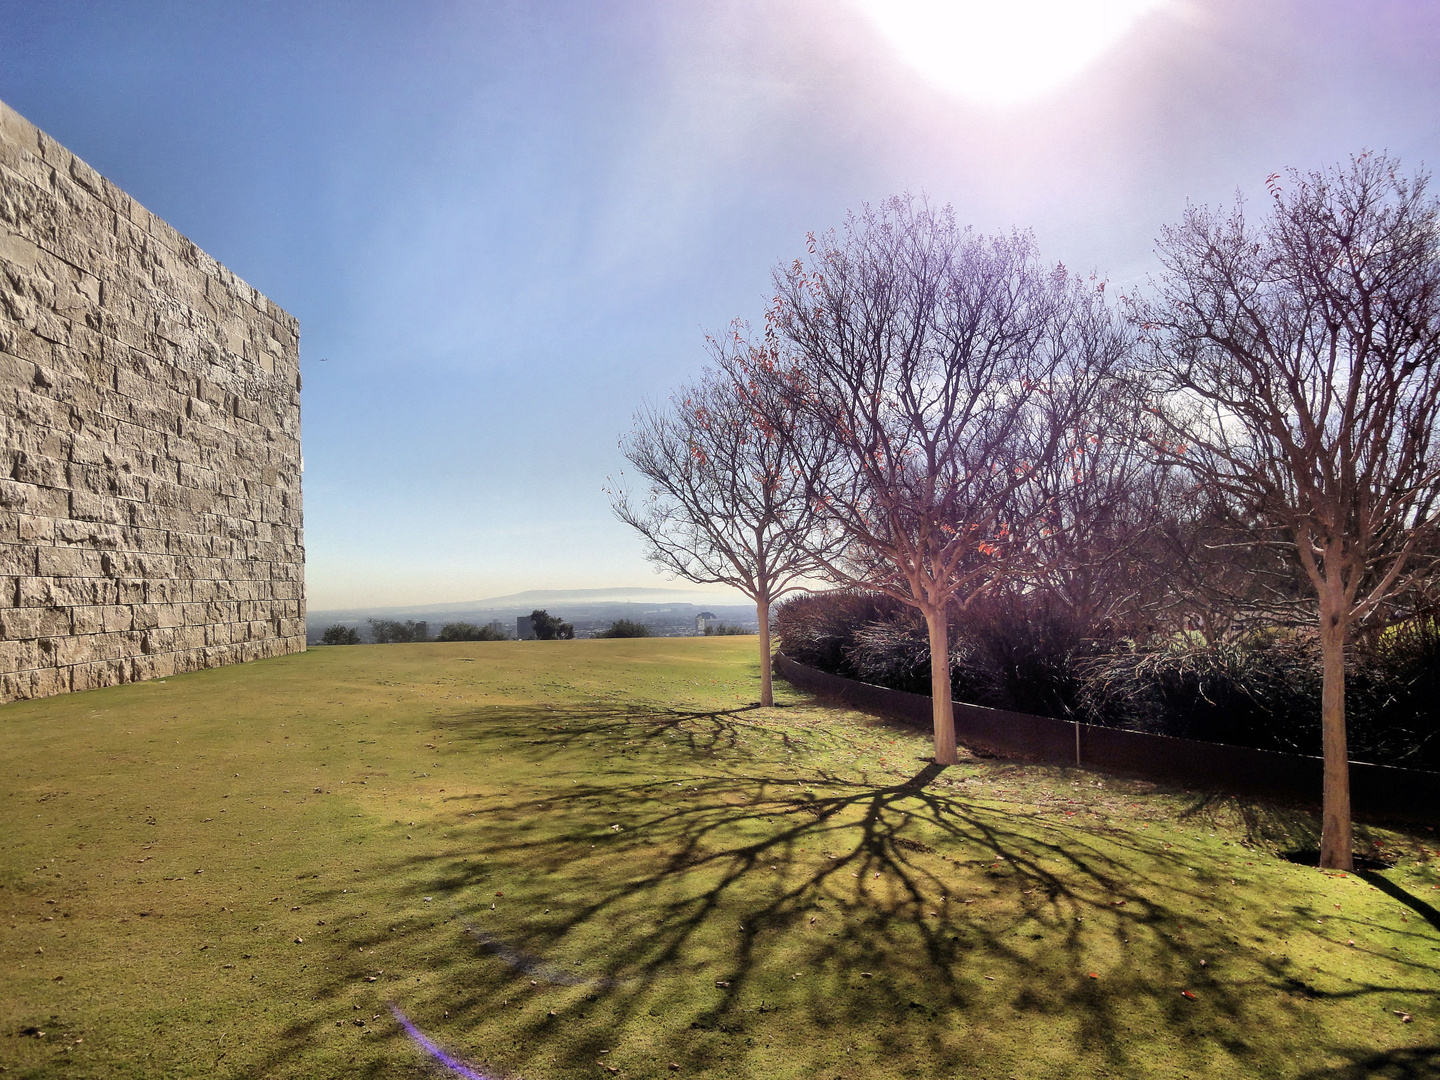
top-left (239, 700), bottom-right (1440, 1079)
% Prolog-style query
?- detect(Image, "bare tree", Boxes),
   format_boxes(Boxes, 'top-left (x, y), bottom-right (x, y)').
top-left (1009, 375), bottom-right (1164, 638)
top-left (1140, 484), bottom-right (1309, 644)
top-left (1137, 154), bottom-right (1440, 869)
top-left (767, 197), bottom-right (1133, 765)
top-left (611, 354), bottom-right (836, 706)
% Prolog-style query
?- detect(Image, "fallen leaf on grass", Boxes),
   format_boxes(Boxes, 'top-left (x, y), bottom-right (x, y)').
top-left (1088, 972), bottom-right (1099, 979)
top-left (1181, 990), bottom-right (1197, 1000)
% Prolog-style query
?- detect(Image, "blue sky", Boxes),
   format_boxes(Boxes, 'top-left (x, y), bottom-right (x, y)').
top-left (2, 0), bottom-right (1437, 608)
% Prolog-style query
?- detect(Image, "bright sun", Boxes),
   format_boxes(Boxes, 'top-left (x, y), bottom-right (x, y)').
top-left (851, 0), bottom-right (1167, 106)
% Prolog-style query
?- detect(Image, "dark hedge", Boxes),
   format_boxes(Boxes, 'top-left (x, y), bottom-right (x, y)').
top-left (773, 590), bottom-right (1440, 771)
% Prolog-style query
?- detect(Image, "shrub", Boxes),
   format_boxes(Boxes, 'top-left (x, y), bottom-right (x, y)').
top-left (437, 622), bottom-right (508, 641)
top-left (528, 610), bottom-right (574, 641)
top-left (773, 589), bottom-right (1092, 714)
top-left (702, 623), bottom-right (749, 636)
top-left (772, 591), bottom-right (914, 676)
top-left (320, 624), bottom-right (361, 645)
top-left (368, 619), bottom-right (429, 644)
top-left (595, 619), bottom-right (651, 638)
top-left (1075, 631), bottom-right (1323, 752)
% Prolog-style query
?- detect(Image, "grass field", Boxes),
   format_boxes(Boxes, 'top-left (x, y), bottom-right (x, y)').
top-left (2, 637), bottom-right (1438, 1079)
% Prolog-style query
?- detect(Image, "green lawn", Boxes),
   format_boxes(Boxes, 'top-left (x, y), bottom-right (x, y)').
top-left (2, 638), bottom-right (1438, 1079)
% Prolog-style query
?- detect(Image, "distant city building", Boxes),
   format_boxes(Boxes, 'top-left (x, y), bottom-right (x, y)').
top-left (415, 621), bottom-right (428, 642)
top-left (487, 620), bottom-right (508, 638)
top-left (516, 615), bottom-right (536, 640)
top-left (696, 611), bottom-right (717, 634)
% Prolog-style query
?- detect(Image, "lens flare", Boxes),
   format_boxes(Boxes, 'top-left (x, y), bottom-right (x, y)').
top-left (390, 1003), bottom-right (494, 1080)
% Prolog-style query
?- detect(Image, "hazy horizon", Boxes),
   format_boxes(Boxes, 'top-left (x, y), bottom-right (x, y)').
top-left (3, 1), bottom-right (1437, 608)
top-left (306, 584), bottom-right (757, 617)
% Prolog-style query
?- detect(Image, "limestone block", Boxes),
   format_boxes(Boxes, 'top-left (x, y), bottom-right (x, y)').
top-left (114, 578), bottom-right (146, 604)
top-left (15, 514), bottom-right (53, 543)
top-left (30, 666), bottom-right (72, 698)
top-left (0, 478), bottom-right (36, 509)
top-left (68, 605), bottom-right (104, 636)
top-left (141, 628), bottom-right (174, 655)
top-left (0, 636), bottom-right (41, 671)
top-left (0, 542), bottom-right (36, 575)
top-left (51, 632), bottom-right (104, 666)
top-left (132, 526), bottom-right (169, 554)
top-left (70, 490), bottom-right (124, 524)
top-left (70, 660), bottom-right (122, 693)
top-left (36, 544), bottom-right (102, 576)
top-left (174, 624), bottom-right (205, 650)
top-left (1, 605), bottom-right (68, 638)
top-left (67, 461), bottom-right (121, 496)
top-left (128, 501), bottom-right (169, 531)
top-left (53, 518), bottom-right (123, 547)
top-left (11, 449), bottom-right (66, 488)
top-left (59, 578), bottom-right (116, 607)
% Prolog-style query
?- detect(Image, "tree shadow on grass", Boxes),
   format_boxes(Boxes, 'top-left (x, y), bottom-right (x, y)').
top-left (1294, 1045), bottom-right (1440, 1079)
top-left (1359, 873), bottom-right (1440, 934)
top-left (239, 699), bottom-right (1440, 1080)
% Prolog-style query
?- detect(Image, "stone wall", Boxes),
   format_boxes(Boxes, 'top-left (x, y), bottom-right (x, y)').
top-left (0, 98), bottom-right (304, 702)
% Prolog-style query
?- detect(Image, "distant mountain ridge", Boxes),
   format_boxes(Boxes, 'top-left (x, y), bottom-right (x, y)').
top-left (462, 586), bottom-right (749, 609)
top-left (308, 586), bottom-right (752, 623)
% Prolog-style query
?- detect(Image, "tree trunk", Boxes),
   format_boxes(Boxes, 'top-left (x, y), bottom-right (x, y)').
top-left (922, 606), bottom-right (959, 765)
top-left (1318, 602), bottom-right (1354, 871)
top-left (757, 597), bottom-right (773, 708)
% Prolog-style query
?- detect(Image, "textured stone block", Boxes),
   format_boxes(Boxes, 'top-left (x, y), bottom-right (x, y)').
top-left (1, 605), bottom-right (68, 638)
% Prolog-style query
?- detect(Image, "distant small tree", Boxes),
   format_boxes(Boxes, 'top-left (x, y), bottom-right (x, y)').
top-left (368, 619), bottom-right (429, 644)
top-left (529, 609), bottom-right (574, 640)
top-left (595, 618), bottom-right (652, 638)
top-left (612, 355), bottom-right (838, 706)
top-left (320, 624), bottom-right (361, 645)
top-left (703, 623), bottom-right (750, 636)
top-left (437, 621), bottom-right (508, 641)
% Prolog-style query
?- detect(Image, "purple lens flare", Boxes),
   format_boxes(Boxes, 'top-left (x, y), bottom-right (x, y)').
top-left (389, 1003), bottom-right (494, 1080)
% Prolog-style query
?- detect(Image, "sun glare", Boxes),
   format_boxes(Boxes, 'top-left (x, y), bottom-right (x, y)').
top-left (852, 0), bottom-right (1167, 106)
